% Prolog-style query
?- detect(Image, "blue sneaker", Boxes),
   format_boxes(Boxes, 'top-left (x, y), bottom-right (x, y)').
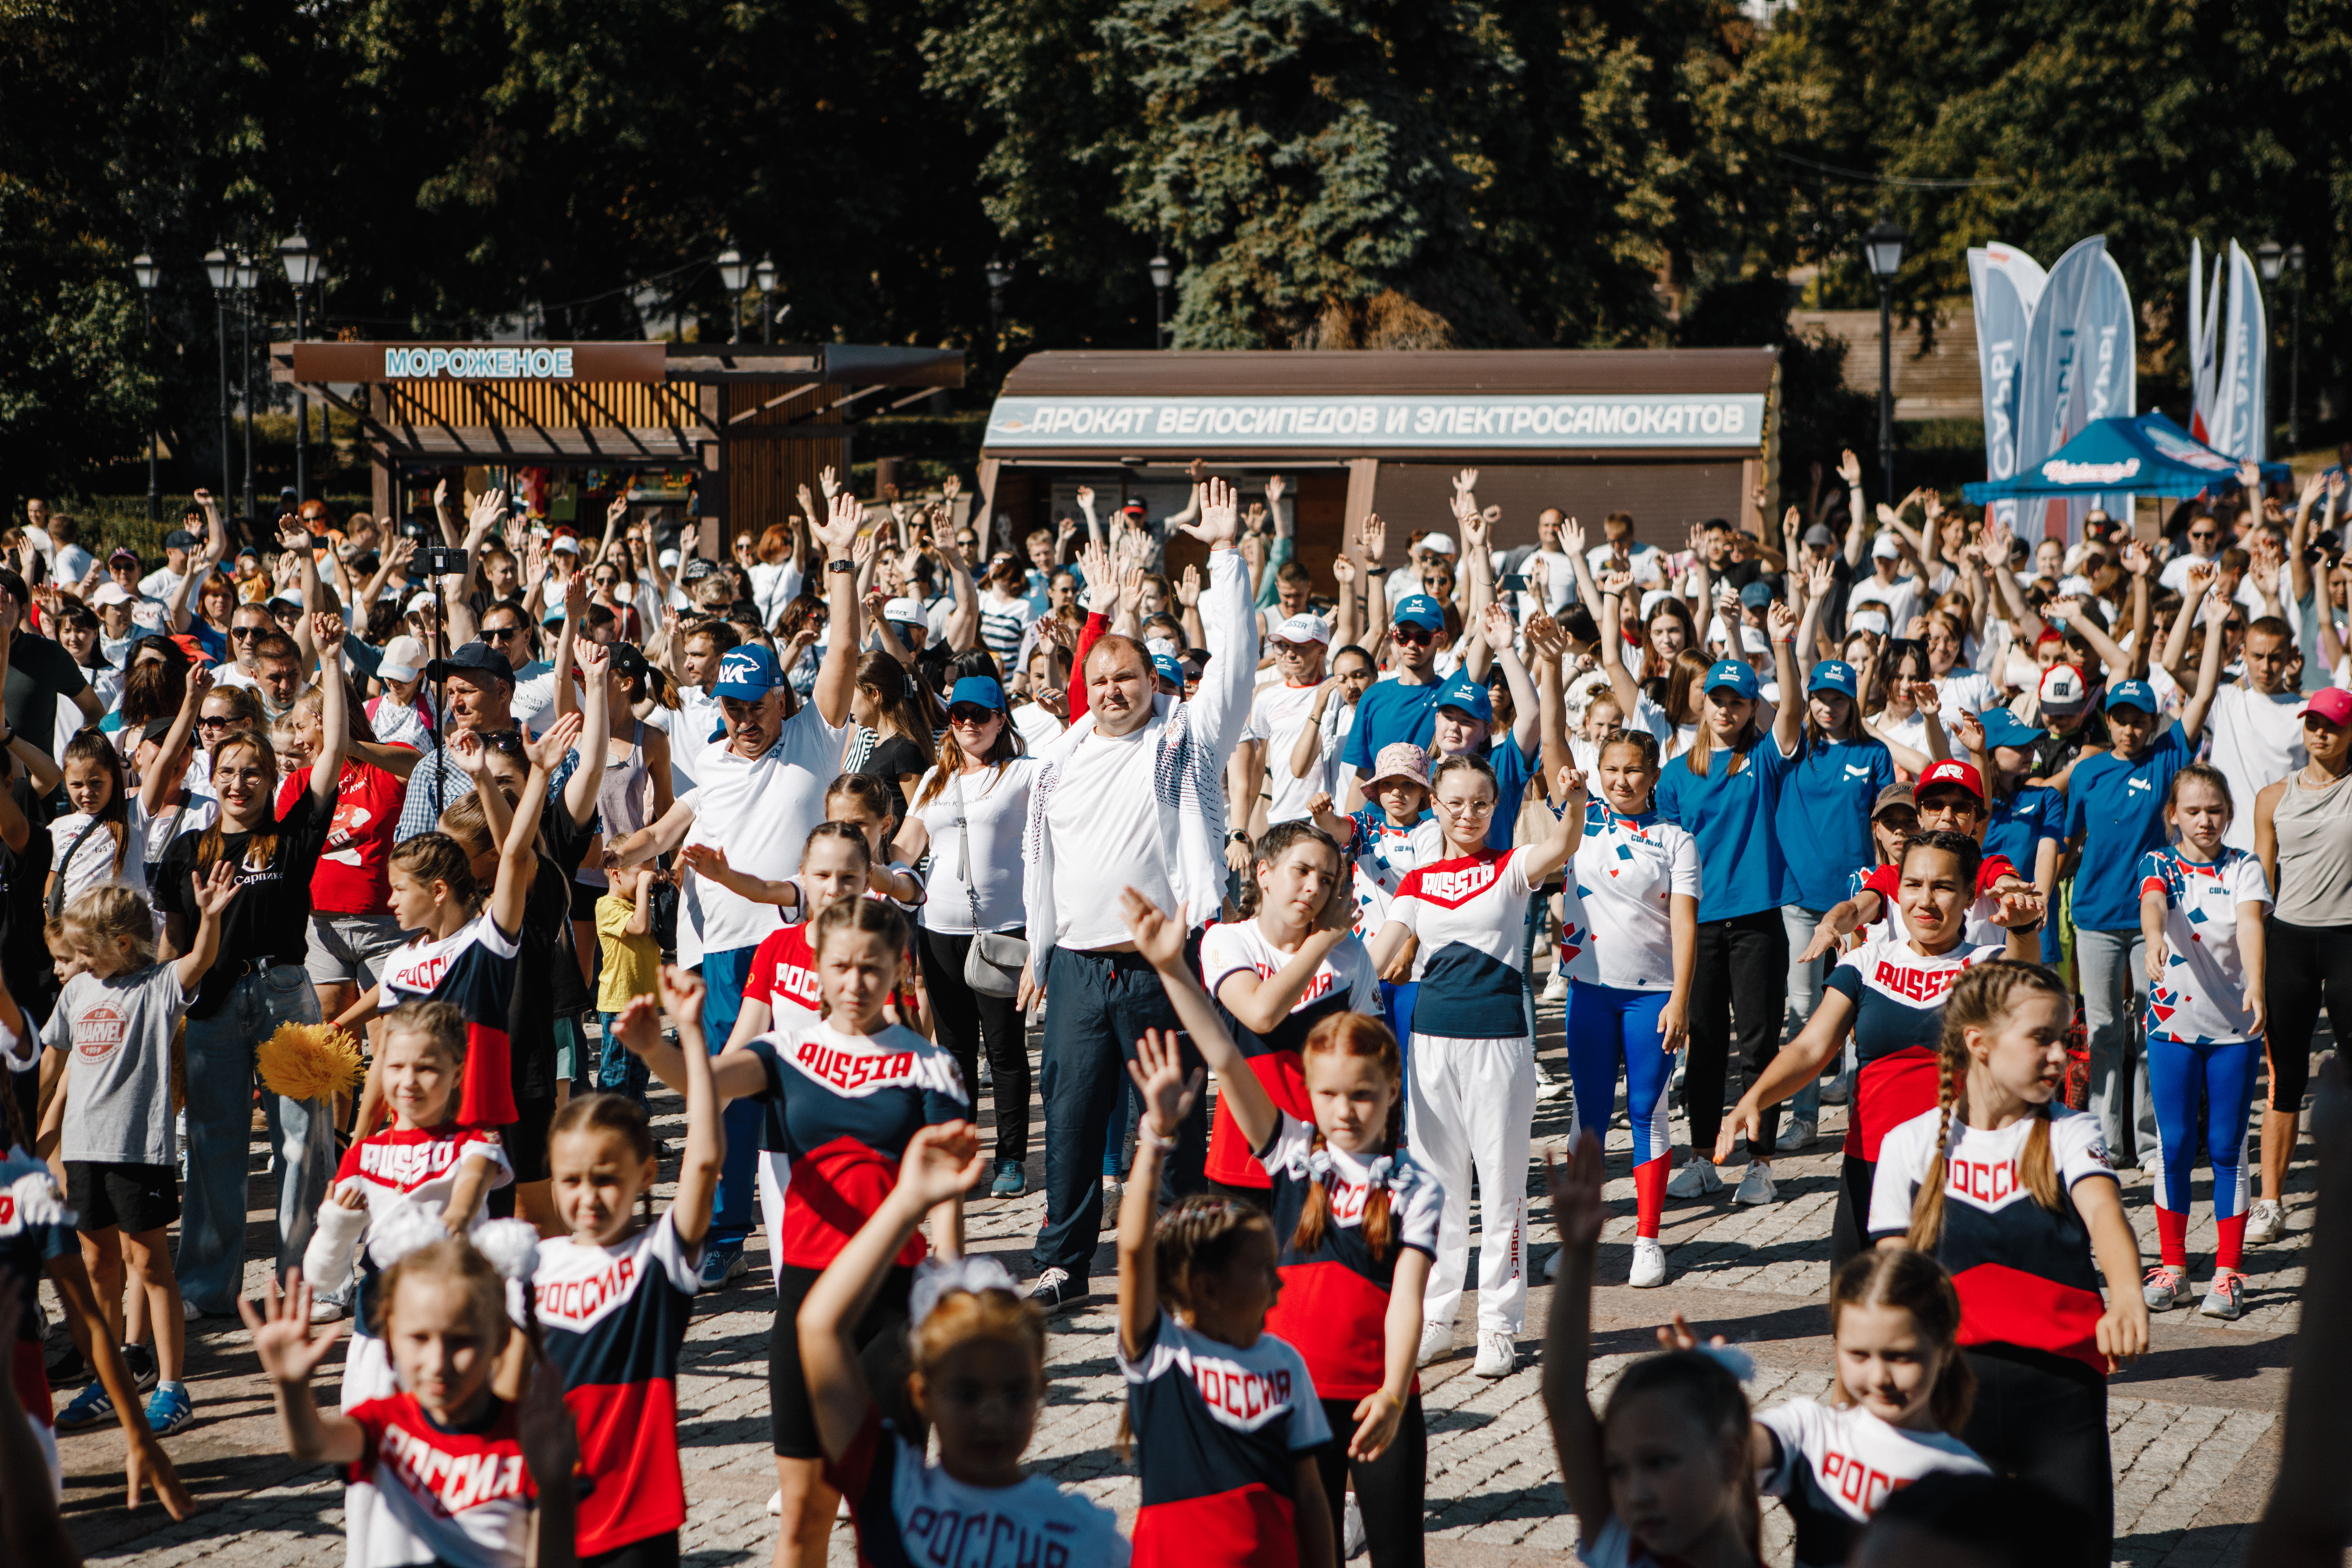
top-left (55, 1381), bottom-right (115, 1432)
top-left (990, 1160), bottom-right (1027, 1198)
top-left (696, 1239), bottom-right (746, 1292)
top-left (145, 1383), bottom-right (195, 1436)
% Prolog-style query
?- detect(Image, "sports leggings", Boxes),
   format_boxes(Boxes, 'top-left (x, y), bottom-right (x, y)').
top-left (2146, 1032), bottom-right (2258, 1271)
top-left (2264, 916), bottom-right (2352, 1113)
top-left (1563, 980), bottom-right (1675, 1237)
top-left (1314, 1392), bottom-right (1426, 1568)
top-left (1960, 1344), bottom-right (2112, 1560)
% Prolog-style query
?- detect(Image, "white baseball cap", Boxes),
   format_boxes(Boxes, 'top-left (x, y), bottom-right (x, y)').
top-left (1269, 612), bottom-right (1330, 645)
top-left (91, 582), bottom-right (132, 607)
top-left (379, 635), bottom-right (426, 683)
top-left (1419, 532), bottom-right (1456, 557)
top-left (882, 597), bottom-right (925, 626)
top-left (658, 548), bottom-right (681, 569)
top-left (1848, 606), bottom-right (1891, 637)
top-left (2039, 664), bottom-right (2089, 714)
top-left (1871, 532), bottom-right (1903, 561)
top-left (406, 590), bottom-right (437, 615)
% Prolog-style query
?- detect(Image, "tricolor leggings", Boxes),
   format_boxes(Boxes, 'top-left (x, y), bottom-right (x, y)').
top-left (1563, 980), bottom-right (1675, 1237)
top-left (2147, 1032), bottom-right (2259, 1270)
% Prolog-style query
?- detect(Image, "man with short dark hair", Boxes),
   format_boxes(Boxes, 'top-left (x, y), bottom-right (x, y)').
top-left (0, 568), bottom-right (100, 740)
top-left (139, 525), bottom-right (200, 604)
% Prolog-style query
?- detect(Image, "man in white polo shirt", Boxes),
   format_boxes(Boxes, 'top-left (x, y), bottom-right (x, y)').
top-left (1233, 611), bottom-right (1331, 834)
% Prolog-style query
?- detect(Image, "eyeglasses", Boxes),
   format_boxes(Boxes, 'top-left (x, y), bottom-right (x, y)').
top-left (1439, 797), bottom-right (1496, 816)
top-left (1391, 624), bottom-right (1435, 646)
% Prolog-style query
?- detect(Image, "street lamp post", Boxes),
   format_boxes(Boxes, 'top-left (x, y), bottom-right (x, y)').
top-left (754, 256), bottom-right (777, 344)
top-left (1149, 254), bottom-right (1172, 348)
top-left (132, 253), bottom-right (161, 521)
top-left (234, 252), bottom-right (259, 519)
top-left (2288, 244), bottom-right (2306, 451)
top-left (204, 247), bottom-right (235, 504)
top-left (279, 227), bottom-right (322, 504)
top-left (1862, 218), bottom-right (1907, 499)
top-left (715, 246), bottom-right (749, 344)
top-left (984, 260), bottom-right (1011, 366)
top-left (2257, 242), bottom-right (2283, 455)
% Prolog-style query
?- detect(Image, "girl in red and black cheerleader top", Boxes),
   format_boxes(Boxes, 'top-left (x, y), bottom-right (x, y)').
top-left (798, 1121), bottom-right (1125, 1567)
top-left (1134, 884), bottom-right (1438, 1566)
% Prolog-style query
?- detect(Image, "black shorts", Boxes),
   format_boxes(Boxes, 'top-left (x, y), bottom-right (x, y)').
top-left (582, 1531), bottom-right (678, 1568)
top-left (768, 1261), bottom-right (916, 1459)
top-left (65, 1161), bottom-right (180, 1234)
top-left (570, 878), bottom-right (606, 923)
top-left (504, 1096), bottom-right (558, 1184)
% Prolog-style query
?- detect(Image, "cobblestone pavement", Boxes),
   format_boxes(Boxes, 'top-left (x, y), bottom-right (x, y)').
top-left (54, 983), bottom-right (2318, 1567)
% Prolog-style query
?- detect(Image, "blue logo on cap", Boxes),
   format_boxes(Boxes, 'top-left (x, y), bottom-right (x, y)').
top-left (1704, 659), bottom-right (1760, 700)
top-left (2105, 679), bottom-right (2158, 714)
top-left (713, 644), bottom-right (784, 699)
top-left (1394, 595), bottom-right (1445, 630)
top-left (1434, 672), bottom-right (1493, 726)
top-left (1806, 659), bottom-right (1856, 699)
top-left (1152, 652), bottom-right (1185, 686)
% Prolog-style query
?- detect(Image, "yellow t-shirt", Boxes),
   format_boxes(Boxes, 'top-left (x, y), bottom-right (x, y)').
top-left (594, 891), bottom-right (660, 1014)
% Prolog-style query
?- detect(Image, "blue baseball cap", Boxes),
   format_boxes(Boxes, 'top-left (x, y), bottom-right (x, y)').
top-left (948, 676), bottom-right (1006, 712)
top-left (1394, 594), bottom-right (1446, 631)
top-left (1703, 659), bottom-right (1760, 700)
top-left (1738, 580), bottom-right (1774, 610)
top-left (2104, 679), bottom-right (2160, 715)
top-left (712, 643), bottom-right (786, 700)
top-left (1806, 659), bottom-right (1857, 699)
top-left (1152, 652), bottom-right (1184, 686)
top-left (1976, 706), bottom-right (2042, 751)
top-left (1434, 672), bottom-right (1492, 725)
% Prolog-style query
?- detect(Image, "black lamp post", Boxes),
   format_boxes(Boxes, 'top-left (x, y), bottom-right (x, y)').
top-left (279, 226), bottom-right (322, 503)
top-left (132, 252), bottom-right (161, 520)
top-left (754, 256), bottom-right (777, 344)
top-left (2288, 244), bottom-right (2306, 451)
top-left (234, 251), bottom-right (258, 519)
top-left (204, 246), bottom-right (234, 504)
top-left (1149, 254), bottom-right (1172, 348)
top-left (984, 258), bottom-right (1011, 358)
top-left (716, 246), bottom-right (750, 343)
top-left (1862, 218), bottom-right (1907, 497)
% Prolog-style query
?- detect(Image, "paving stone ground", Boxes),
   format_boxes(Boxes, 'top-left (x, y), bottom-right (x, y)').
top-left (52, 973), bottom-right (2322, 1567)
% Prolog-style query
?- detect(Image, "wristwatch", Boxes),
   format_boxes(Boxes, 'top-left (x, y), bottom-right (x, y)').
top-left (826, 558), bottom-right (854, 573)
top-left (1228, 830), bottom-right (1251, 846)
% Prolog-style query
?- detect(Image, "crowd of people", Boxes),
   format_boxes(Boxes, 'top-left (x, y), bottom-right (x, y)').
top-left (0, 445), bottom-right (2348, 1568)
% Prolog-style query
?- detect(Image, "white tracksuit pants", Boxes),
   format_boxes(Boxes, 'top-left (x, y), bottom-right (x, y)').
top-left (1408, 1031), bottom-right (1537, 1334)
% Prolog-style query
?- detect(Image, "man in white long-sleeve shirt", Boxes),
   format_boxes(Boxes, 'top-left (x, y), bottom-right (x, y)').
top-left (1019, 479), bottom-right (1254, 1311)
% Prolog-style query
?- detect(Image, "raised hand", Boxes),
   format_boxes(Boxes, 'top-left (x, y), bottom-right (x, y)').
top-left (1479, 602), bottom-right (1517, 654)
top-left (1079, 541), bottom-right (1115, 613)
top-left (1953, 709), bottom-right (1986, 758)
top-left (522, 710), bottom-right (583, 771)
top-left (448, 728), bottom-right (491, 778)
top-left (237, 1269), bottom-right (343, 1385)
top-left (1121, 886), bottom-right (1190, 970)
top-left (819, 465), bottom-right (840, 499)
top-left (1074, 484), bottom-right (1095, 514)
top-left (1686, 522), bottom-right (1708, 558)
top-left (1806, 556), bottom-right (1836, 602)
top-left (1126, 1028), bottom-right (1203, 1140)
top-left (1177, 476), bottom-right (1241, 547)
top-left (1597, 568), bottom-right (1634, 600)
top-left (1453, 468), bottom-right (1479, 502)
top-left (2121, 540), bottom-right (2154, 578)
top-left (312, 610), bottom-right (347, 652)
top-left (1554, 765), bottom-right (1589, 810)
top-left (1330, 553), bottom-right (1357, 587)
top-left (1460, 505), bottom-right (1490, 551)
top-left (575, 639), bottom-right (610, 684)
top-left (813, 490), bottom-right (863, 558)
top-left (896, 1121), bottom-right (988, 1211)
top-left (2239, 458), bottom-right (2263, 496)
top-left (1544, 1132), bottom-right (1606, 1252)
top-left (1838, 448), bottom-right (1862, 489)
top-left (469, 489), bottom-right (507, 538)
top-left (190, 859), bottom-right (239, 920)
top-left (1358, 512), bottom-right (1387, 565)
top-left (1560, 516), bottom-right (1586, 558)
top-left (1265, 473), bottom-right (1286, 506)
top-left (1117, 567), bottom-right (1145, 616)
top-left (1522, 614), bottom-right (1569, 662)
top-left (1766, 599), bottom-right (1798, 643)
top-left (1177, 565), bottom-right (1202, 608)
top-left (1911, 680), bottom-right (1941, 717)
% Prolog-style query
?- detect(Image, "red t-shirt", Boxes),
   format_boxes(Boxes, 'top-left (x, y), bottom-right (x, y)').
top-left (276, 756), bottom-right (411, 916)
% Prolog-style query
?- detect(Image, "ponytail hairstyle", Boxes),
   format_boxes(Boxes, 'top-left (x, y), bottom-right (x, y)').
top-left (1828, 1248), bottom-right (1976, 1435)
top-left (1906, 960), bottom-right (2072, 1252)
top-left (388, 832), bottom-right (484, 913)
top-left (370, 1233), bottom-right (510, 1346)
top-left (60, 732), bottom-right (132, 876)
top-left (2167, 760), bottom-right (2234, 825)
top-left (1603, 1351), bottom-right (1760, 1559)
top-left (548, 1090), bottom-right (659, 1225)
top-left (59, 884), bottom-right (159, 969)
top-left (1288, 1014), bottom-right (1406, 1261)
top-left (380, 998), bottom-right (468, 1066)
top-left (854, 650), bottom-right (938, 765)
top-left (1595, 727), bottom-right (1662, 807)
top-left (1233, 819), bottom-right (1343, 921)
top-left (1429, 751), bottom-right (1497, 809)
top-left (802, 818), bottom-right (875, 875)
top-left (825, 769), bottom-right (903, 838)
top-left (810, 894), bottom-right (909, 967)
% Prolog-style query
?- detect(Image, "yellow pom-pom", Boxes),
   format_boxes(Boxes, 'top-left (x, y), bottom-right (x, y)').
top-left (257, 1023), bottom-right (364, 1104)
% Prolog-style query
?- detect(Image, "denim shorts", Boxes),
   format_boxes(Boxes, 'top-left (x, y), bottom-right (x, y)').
top-left (304, 910), bottom-right (408, 987)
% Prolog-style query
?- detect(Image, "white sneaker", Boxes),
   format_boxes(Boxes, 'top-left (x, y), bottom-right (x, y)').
top-left (1343, 1491), bottom-right (1367, 1559)
top-left (1100, 1175), bottom-right (1123, 1227)
top-left (1472, 1330), bottom-right (1517, 1378)
top-left (309, 1295), bottom-right (348, 1324)
top-left (1628, 1237), bottom-right (1668, 1288)
top-left (1819, 1073), bottom-right (1851, 1106)
top-left (1416, 1319), bottom-right (1454, 1367)
top-left (1775, 1118), bottom-right (1815, 1153)
top-left (2245, 1200), bottom-right (2285, 1247)
top-left (1665, 1160), bottom-right (1722, 1199)
top-left (1540, 969), bottom-right (1569, 1004)
top-left (1733, 1161), bottom-right (1777, 1206)
top-left (766, 1488), bottom-right (783, 1517)
top-left (1532, 1057), bottom-right (1568, 1102)
top-left (1544, 1248), bottom-right (1561, 1281)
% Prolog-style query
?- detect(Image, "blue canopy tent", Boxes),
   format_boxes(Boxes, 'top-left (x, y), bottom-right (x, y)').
top-left (1964, 413), bottom-right (2290, 505)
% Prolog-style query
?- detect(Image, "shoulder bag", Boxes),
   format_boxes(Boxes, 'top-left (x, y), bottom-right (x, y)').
top-left (953, 767), bottom-right (1028, 997)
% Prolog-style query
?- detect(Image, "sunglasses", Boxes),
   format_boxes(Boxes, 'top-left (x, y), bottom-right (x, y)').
top-left (2190, 530), bottom-right (2218, 542)
top-left (481, 623), bottom-right (524, 640)
top-left (2224, 620), bottom-right (2245, 633)
top-left (947, 705), bottom-right (1000, 726)
top-left (197, 714), bottom-right (234, 731)
top-left (230, 625), bottom-right (265, 640)
top-left (1391, 624), bottom-right (1436, 646)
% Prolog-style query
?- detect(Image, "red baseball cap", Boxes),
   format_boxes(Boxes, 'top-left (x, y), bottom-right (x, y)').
top-left (1916, 758), bottom-right (1985, 800)
top-left (2302, 687), bottom-right (2352, 727)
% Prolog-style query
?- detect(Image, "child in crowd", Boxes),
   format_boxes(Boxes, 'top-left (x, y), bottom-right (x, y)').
top-left (48, 732), bottom-right (153, 910)
top-left (1116, 1026), bottom-right (1336, 1568)
top-left (1194, 822), bottom-right (1381, 1201)
top-left (2137, 764), bottom-right (2272, 1320)
top-left (241, 1241), bottom-right (580, 1568)
top-left (43, 870), bottom-right (235, 1437)
top-left (1656, 1248), bottom-right (1989, 1568)
top-left (681, 821), bottom-right (876, 1047)
top-left (301, 1000), bottom-right (511, 1406)
top-left (1542, 1131), bottom-right (1761, 1568)
top-left (798, 1121), bottom-right (1126, 1565)
top-left (534, 964), bottom-right (722, 1566)
top-left (1130, 885), bottom-right (1438, 1567)
top-left (593, 864), bottom-right (662, 1110)
top-left (624, 897), bottom-right (966, 1567)
top-left (1308, 740), bottom-right (1433, 937)
top-left (1871, 961), bottom-right (2147, 1555)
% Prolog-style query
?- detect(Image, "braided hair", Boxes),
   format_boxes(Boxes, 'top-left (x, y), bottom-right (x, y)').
top-left (1117, 1196), bottom-right (1277, 1460)
top-left (1906, 960), bottom-right (2072, 1252)
top-left (1289, 1013), bottom-right (1406, 1261)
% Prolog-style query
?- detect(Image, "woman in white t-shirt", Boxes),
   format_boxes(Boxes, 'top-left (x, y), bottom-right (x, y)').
top-left (893, 674), bottom-right (1039, 1199)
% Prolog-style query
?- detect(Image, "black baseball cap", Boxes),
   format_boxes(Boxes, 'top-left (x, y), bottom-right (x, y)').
top-left (424, 641), bottom-right (517, 685)
top-left (163, 528), bottom-right (198, 550)
top-left (139, 716), bottom-right (177, 748)
top-left (681, 557), bottom-right (719, 581)
top-left (609, 643), bottom-right (650, 680)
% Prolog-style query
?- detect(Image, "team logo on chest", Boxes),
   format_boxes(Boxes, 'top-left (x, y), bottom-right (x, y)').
top-left (377, 1422), bottom-right (531, 1516)
top-left (1416, 861), bottom-right (1502, 905)
top-left (1185, 1352), bottom-right (1297, 1433)
top-left (534, 1253), bottom-right (641, 1329)
top-left (789, 1037), bottom-right (922, 1096)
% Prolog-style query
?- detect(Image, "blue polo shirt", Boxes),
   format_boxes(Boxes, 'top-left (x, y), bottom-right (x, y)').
top-left (1657, 736), bottom-right (1798, 922)
top-left (1342, 674), bottom-right (1447, 772)
top-left (1984, 784), bottom-right (2064, 883)
top-left (2064, 720), bottom-right (2193, 931)
top-left (1775, 737), bottom-right (1895, 910)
